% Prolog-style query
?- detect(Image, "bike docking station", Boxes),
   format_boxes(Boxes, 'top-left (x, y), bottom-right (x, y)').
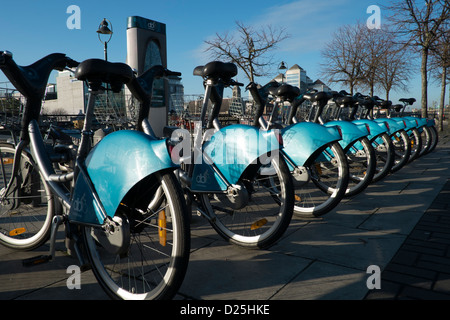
top-left (0, 13), bottom-right (449, 305)
top-left (126, 16), bottom-right (169, 137)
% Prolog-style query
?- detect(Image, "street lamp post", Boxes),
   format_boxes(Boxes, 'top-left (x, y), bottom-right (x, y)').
top-left (279, 61), bottom-right (287, 83)
top-left (97, 18), bottom-right (113, 61)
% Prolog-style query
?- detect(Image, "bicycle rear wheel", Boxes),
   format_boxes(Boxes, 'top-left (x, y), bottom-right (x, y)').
top-left (419, 125), bottom-right (432, 156)
top-left (83, 171), bottom-right (190, 300)
top-left (427, 125), bottom-right (439, 154)
top-left (407, 128), bottom-right (422, 163)
top-left (371, 133), bottom-right (395, 183)
top-left (344, 137), bottom-right (376, 197)
top-left (201, 154), bottom-right (294, 249)
top-left (0, 143), bottom-right (55, 250)
top-left (390, 130), bottom-right (411, 172)
top-left (293, 141), bottom-right (349, 217)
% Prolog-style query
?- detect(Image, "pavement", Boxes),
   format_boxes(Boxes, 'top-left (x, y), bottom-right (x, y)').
top-left (1, 124), bottom-right (450, 302)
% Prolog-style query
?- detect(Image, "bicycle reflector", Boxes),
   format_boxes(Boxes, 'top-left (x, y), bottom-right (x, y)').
top-left (250, 218), bottom-right (268, 230)
top-left (158, 210), bottom-right (167, 246)
top-left (9, 227), bottom-right (26, 236)
top-left (2, 158), bottom-right (13, 165)
top-left (365, 124), bottom-right (371, 135)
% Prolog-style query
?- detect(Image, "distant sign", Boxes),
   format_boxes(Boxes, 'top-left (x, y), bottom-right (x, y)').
top-left (127, 16), bottom-right (166, 34)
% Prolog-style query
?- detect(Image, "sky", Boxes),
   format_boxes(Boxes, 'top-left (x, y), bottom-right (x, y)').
top-left (0, 0), bottom-right (446, 107)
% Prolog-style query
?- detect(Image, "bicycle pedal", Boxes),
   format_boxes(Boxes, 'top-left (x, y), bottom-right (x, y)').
top-left (22, 255), bottom-right (52, 267)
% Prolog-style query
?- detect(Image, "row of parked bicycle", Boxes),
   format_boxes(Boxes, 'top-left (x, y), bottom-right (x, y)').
top-left (0, 53), bottom-right (438, 300)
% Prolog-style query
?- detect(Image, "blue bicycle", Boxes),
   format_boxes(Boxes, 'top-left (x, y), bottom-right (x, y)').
top-left (247, 82), bottom-right (349, 217)
top-left (0, 52), bottom-right (190, 300)
top-left (142, 62), bottom-right (295, 249)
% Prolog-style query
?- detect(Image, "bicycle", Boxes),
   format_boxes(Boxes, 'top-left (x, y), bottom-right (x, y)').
top-left (0, 51), bottom-right (190, 300)
top-left (372, 97), bottom-right (422, 163)
top-left (308, 90), bottom-right (377, 197)
top-left (354, 94), bottom-right (411, 173)
top-left (247, 81), bottom-right (349, 217)
top-left (394, 98), bottom-right (438, 156)
top-left (335, 91), bottom-right (395, 183)
top-left (144, 61), bottom-right (294, 249)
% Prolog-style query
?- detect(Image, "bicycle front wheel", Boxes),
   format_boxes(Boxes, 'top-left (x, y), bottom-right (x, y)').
top-left (201, 154), bottom-right (294, 249)
top-left (83, 171), bottom-right (190, 300)
top-left (0, 143), bottom-right (55, 250)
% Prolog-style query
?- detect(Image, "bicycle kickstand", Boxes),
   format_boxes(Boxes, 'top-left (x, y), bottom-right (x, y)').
top-left (22, 215), bottom-right (65, 267)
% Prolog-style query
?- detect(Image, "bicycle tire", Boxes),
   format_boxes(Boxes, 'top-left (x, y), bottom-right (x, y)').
top-left (390, 130), bottom-right (411, 172)
top-left (407, 127), bottom-right (422, 163)
top-left (371, 133), bottom-right (395, 183)
top-left (344, 137), bottom-right (376, 197)
top-left (201, 154), bottom-right (294, 249)
top-left (293, 141), bottom-right (349, 217)
top-left (419, 125), bottom-right (432, 156)
top-left (83, 171), bottom-right (190, 300)
top-left (0, 143), bottom-right (55, 250)
top-left (427, 125), bottom-right (439, 154)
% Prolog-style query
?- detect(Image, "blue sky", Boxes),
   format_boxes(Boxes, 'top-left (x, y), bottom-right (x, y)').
top-left (0, 0), bottom-right (446, 106)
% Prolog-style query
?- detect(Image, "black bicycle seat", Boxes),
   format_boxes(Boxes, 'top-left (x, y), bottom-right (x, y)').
top-left (303, 91), bottom-right (331, 103)
top-left (399, 98), bottom-right (416, 105)
top-left (378, 100), bottom-right (392, 108)
top-left (393, 104), bottom-right (403, 112)
top-left (268, 84), bottom-right (300, 102)
top-left (0, 51), bottom-right (76, 99)
top-left (193, 61), bottom-right (237, 80)
top-left (75, 59), bottom-right (134, 92)
top-left (335, 95), bottom-right (354, 107)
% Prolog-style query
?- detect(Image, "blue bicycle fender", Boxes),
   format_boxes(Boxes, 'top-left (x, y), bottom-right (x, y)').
top-left (323, 121), bottom-right (368, 151)
top-left (391, 117), bottom-right (416, 131)
top-left (426, 118), bottom-right (435, 127)
top-left (69, 130), bottom-right (176, 225)
top-left (373, 118), bottom-right (405, 135)
top-left (352, 119), bottom-right (387, 141)
top-left (191, 124), bottom-right (281, 192)
top-left (280, 122), bottom-right (341, 169)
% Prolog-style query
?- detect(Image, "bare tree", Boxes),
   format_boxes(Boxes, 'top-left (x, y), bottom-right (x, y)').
top-left (320, 23), bottom-right (367, 94)
top-left (357, 25), bottom-right (412, 99)
top-left (387, 0), bottom-right (450, 118)
top-left (430, 24), bottom-right (450, 131)
top-left (376, 36), bottom-right (413, 100)
top-left (204, 21), bottom-right (290, 83)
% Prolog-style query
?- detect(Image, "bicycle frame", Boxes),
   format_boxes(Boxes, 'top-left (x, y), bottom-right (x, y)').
top-left (247, 83), bottom-right (342, 169)
top-left (171, 79), bottom-right (284, 193)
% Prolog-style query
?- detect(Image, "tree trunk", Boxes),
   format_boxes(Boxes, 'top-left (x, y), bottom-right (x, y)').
top-left (421, 47), bottom-right (429, 118)
top-left (439, 66), bottom-right (446, 132)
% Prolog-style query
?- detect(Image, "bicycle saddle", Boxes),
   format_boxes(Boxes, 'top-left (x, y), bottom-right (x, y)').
top-left (378, 100), bottom-right (392, 108)
top-left (334, 95), bottom-right (354, 107)
top-left (399, 98), bottom-right (416, 105)
top-left (193, 61), bottom-right (237, 80)
top-left (303, 91), bottom-right (331, 104)
top-left (268, 84), bottom-right (300, 102)
top-left (393, 104), bottom-right (403, 112)
top-left (0, 51), bottom-right (77, 100)
top-left (75, 59), bottom-right (134, 92)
